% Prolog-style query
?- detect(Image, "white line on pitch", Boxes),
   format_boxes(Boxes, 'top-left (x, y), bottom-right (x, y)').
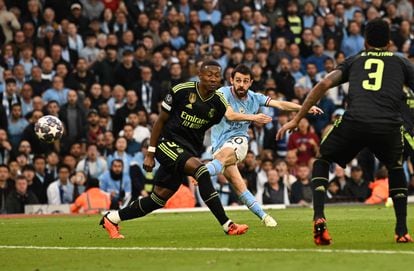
top-left (0, 245), bottom-right (413, 255)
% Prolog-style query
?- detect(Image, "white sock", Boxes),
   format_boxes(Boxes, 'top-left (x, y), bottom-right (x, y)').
top-left (222, 220), bottom-right (232, 232)
top-left (107, 211), bottom-right (121, 224)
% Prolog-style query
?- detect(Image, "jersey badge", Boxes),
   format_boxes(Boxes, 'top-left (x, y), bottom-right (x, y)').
top-left (165, 94), bottom-right (173, 105)
top-left (186, 93), bottom-right (197, 109)
top-left (208, 108), bottom-right (216, 118)
top-left (189, 93), bottom-right (197, 103)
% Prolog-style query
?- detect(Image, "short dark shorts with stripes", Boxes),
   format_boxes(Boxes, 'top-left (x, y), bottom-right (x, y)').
top-left (153, 139), bottom-right (193, 191)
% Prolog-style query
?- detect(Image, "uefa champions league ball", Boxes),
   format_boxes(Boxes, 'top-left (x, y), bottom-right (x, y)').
top-left (34, 115), bottom-right (64, 143)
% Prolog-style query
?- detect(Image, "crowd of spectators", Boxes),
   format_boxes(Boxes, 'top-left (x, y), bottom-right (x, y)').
top-left (1, 0), bottom-right (414, 214)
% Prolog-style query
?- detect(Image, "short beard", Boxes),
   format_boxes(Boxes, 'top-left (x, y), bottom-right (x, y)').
top-left (235, 87), bottom-right (247, 98)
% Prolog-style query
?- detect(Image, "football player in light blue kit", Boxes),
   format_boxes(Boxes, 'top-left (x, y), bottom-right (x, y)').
top-left (207, 64), bottom-right (323, 227)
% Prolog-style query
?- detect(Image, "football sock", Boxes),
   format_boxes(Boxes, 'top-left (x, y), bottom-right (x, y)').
top-left (239, 190), bottom-right (266, 220)
top-left (206, 159), bottom-right (223, 176)
top-left (311, 159), bottom-right (330, 220)
top-left (194, 165), bottom-right (229, 225)
top-left (222, 220), bottom-right (233, 232)
top-left (118, 192), bottom-right (166, 221)
top-left (389, 168), bottom-right (408, 235)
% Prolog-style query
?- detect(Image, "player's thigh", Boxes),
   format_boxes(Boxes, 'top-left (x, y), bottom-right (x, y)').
top-left (368, 129), bottom-right (404, 169)
top-left (320, 120), bottom-right (365, 167)
top-left (155, 140), bottom-right (193, 190)
top-left (223, 164), bottom-right (246, 196)
top-left (213, 137), bottom-right (248, 165)
top-left (213, 147), bottom-right (237, 166)
top-left (153, 165), bottom-right (184, 193)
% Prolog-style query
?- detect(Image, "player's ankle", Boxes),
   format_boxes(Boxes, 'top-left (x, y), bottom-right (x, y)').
top-left (107, 211), bottom-right (121, 224)
top-left (222, 220), bottom-right (233, 232)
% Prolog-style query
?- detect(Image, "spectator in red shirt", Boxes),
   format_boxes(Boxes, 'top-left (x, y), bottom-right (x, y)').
top-left (287, 118), bottom-right (319, 165)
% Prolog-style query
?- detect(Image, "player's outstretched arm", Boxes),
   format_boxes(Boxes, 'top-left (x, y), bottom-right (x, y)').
top-left (143, 110), bottom-right (170, 172)
top-left (276, 70), bottom-right (343, 140)
top-left (224, 106), bottom-right (272, 124)
top-left (267, 100), bottom-right (324, 115)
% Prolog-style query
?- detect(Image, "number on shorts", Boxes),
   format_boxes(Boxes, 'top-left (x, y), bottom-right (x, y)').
top-left (166, 142), bottom-right (178, 148)
top-left (233, 137), bottom-right (244, 144)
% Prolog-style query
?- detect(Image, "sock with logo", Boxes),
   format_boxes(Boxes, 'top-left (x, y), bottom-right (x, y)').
top-left (389, 168), bottom-right (408, 235)
top-left (311, 159), bottom-right (330, 220)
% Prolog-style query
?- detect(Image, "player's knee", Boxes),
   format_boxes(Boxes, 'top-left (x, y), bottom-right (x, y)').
top-left (184, 157), bottom-right (203, 174)
top-left (193, 164), bottom-right (210, 182)
top-left (153, 186), bottom-right (175, 200)
top-left (215, 148), bottom-right (235, 166)
top-left (312, 159), bottom-right (330, 178)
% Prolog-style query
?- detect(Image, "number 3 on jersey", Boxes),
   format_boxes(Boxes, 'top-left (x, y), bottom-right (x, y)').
top-left (362, 59), bottom-right (384, 91)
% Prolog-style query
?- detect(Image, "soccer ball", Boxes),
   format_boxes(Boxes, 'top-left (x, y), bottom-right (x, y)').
top-left (34, 115), bottom-right (64, 143)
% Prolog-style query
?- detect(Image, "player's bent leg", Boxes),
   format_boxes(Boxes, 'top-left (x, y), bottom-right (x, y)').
top-left (224, 165), bottom-right (277, 227)
top-left (388, 167), bottom-right (411, 242)
top-left (186, 158), bottom-right (248, 235)
top-left (100, 187), bottom-right (172, 239)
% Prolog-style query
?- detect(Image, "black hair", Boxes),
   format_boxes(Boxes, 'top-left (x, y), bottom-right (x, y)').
top-left (10, 103), bottom-right (21, 109)
top-left (246, 150), bottom-right (255, 156)
top-left (375, 167), bottom-right (388, 179)
top-left (105, 45), bottom-right (118, 51)
top-left (200, 60), bottom-right (221, 71)
top-left (85, 177), bottom-right (100, 190)
top-left (122, 49), bottom-right (134, 56)
top-left (33, 155), bottom-right (45, 162)
top-left (86, 143), bottom-right (97, 148)
top-left (47, 100), bottom-right (60, 107)
top-left (15, 175), bottom-right (27, 182)
top-left (22, 165), bottom-right (35, 172)
top-left (231, 64), bottom-right (253, 79)
top-left (230, 47), bottom-right (243, 54)
top-left (58, 164), bottom-right (71, 172)
top-left (111, 159), bottom-right (124, 166)
top-left (364, 19), bottom-right (390, 48)
top-left (324, 57), bottom-right (334, 64)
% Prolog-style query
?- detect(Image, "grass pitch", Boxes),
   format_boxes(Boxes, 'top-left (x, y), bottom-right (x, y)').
top-left (0, 205), bottom-right (413, 271)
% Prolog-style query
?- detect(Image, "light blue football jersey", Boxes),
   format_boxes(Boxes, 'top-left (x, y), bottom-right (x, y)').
top-left (211, 86), bottom-right (270, 152)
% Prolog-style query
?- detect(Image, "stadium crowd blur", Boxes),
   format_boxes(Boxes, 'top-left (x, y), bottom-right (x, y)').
top-left (1, 0), bottom-right (414, 214)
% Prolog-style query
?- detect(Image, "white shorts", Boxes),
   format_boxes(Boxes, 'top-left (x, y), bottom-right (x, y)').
top-left (213, 136), bottom-right (248, 163)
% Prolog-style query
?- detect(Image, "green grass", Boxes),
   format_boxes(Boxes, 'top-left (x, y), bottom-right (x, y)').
top-left (0, 205), bottom-right (413, 271)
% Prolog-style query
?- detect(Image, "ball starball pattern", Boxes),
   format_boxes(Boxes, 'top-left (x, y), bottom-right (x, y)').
top-left (34, 115), bottom-right (64, 143)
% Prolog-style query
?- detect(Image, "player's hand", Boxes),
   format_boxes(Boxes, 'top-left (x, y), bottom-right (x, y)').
top-left (190, 178), bottom-right (198, 186)
top-left (308, 106), bottom-right (323, 115)
top-left (143, 153), bottom-right (155, 172)
top-left (253, 113), bottom-right (272, 124)
top-left (276, 119), bottom-right (299, 140)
